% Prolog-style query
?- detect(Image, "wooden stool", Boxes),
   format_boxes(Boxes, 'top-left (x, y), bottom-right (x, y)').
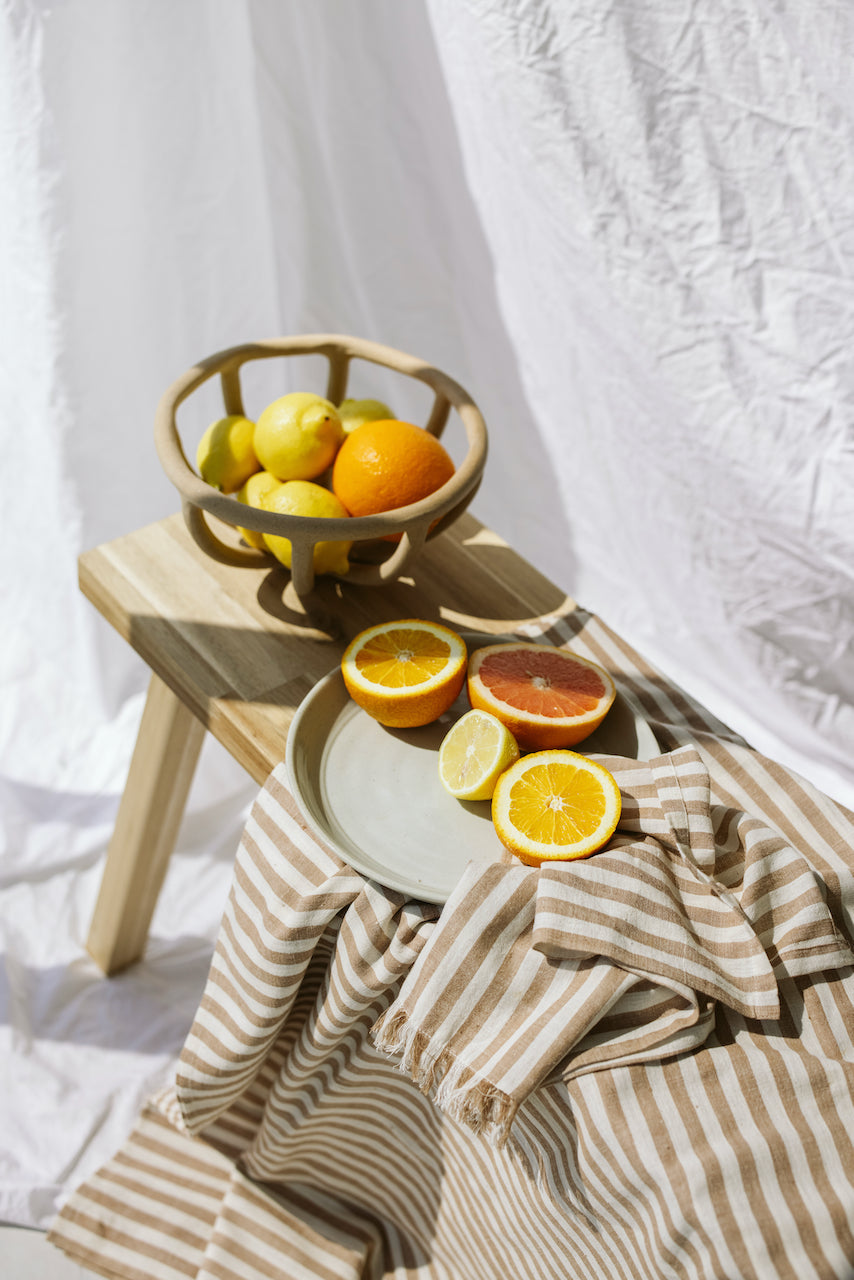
top-left (82, 510), bottom-right (573, 974)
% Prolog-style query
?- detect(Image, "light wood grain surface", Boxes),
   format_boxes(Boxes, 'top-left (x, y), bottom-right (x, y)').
top-left (79, 510), bottom-right (576, 786)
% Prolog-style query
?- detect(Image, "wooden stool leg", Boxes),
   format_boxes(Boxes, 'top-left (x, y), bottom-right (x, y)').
top-left (87, 673), bottom-right (206, 975)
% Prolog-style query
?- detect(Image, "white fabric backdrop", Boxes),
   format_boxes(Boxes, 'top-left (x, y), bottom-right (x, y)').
top-left (1, 0), bottom-right (852, 1230)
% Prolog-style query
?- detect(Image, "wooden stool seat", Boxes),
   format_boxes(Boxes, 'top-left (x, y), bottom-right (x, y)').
top-left (82, 511), bottom-right (573, 973)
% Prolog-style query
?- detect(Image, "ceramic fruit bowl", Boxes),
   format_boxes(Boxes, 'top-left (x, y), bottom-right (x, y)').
top-left (154, 334), bottom-right (488, 603)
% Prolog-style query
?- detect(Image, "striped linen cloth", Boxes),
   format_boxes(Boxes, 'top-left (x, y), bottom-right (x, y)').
top-left (372, 744), bottom-right (853, 1150)
top-left (49, 611), bottom-right (854, 1280)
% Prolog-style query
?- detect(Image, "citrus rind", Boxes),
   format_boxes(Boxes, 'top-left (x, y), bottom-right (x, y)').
top-left (492, 749), bottom-right (622, 866)
top-left (236, 470), bottom-right (281, 549)
top-left (254, 392), bottom-right (344, 482)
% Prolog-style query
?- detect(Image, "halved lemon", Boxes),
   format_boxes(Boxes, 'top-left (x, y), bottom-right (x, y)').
top-left (438, 709), bottom-right (520, 802)
top-left (492, 750), bottom-right (622, 866)
top-left (468, 641), bottom-right (616, 750)
top-left (341, 619), bottom-right (467, 728)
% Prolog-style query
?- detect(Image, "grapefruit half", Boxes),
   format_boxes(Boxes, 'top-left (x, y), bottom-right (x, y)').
top-left (467, 642), bottom-right (616, 751)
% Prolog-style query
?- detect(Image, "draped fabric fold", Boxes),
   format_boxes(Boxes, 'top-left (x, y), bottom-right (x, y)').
top-left (373, 747), bottom-right (854, 1144)
top-left (175, 775), bottom-right (440, 1138)
top-left (48, 717), bottom-right (854, 1279)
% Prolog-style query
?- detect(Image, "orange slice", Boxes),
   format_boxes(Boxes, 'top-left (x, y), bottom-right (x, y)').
top-left (467, 642), bottom-right (616, 750)
top-left (492, 750), bottom-right (622, 866)
top-left (341, 619), bottom-right (467, 728)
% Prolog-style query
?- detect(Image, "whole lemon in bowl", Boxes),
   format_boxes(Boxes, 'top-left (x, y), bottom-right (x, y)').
top-left (196, 415), bottom-right (259, 492)
top-left (235, 469), bottom-right (281, 548)
top-left (337, 397), bottom-right (394, 434)
top-left (254, 392), bottom-right (344, 481)
top-left (261, 479), bottom-right (352, 577)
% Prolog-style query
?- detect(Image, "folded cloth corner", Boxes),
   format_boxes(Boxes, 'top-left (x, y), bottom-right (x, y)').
top-left (372, 746), bottom-right (854, 1147)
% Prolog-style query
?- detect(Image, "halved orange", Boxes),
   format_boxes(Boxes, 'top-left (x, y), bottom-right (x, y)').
top-left (341, 619), bottom-right (467, 728)
top-left (467, 641), bottom-right (616, 750)
top-left (492, 750), bottom-right (622, 865)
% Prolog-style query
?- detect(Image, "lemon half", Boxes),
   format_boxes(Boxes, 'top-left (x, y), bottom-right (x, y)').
top-left (438, 709), bottom-right (520, 802)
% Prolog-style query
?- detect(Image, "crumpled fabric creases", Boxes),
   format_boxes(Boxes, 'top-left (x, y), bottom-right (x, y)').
top-left (372, 746), bottom-right (854, 1144)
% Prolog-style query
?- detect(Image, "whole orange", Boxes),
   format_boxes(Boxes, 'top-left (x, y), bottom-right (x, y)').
top-left (331, 419), bottom-right (455, 519)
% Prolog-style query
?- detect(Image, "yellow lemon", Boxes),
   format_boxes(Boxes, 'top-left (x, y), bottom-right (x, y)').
top-left (438, 709), bottom-right (520, 802)
top-left (196, 415), bottom-right (259, 493)
top-left (235, 470), bottom-right (281, 548)
top-left (254, 392), bottom-right (344, 481)
top-left (261, 480), bottom-right (351, 577)
top-left (337, 397), bottom-right (394, 435)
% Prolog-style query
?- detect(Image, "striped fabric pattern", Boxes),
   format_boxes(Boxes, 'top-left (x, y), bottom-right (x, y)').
top-left (49, 610), bottom-right (854, 1279)
top-left (373, 745), bottom-right (853, 1138)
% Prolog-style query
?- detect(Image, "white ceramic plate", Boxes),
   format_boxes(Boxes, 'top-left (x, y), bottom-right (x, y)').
top-left (285, 638), bottom-right (660, 903)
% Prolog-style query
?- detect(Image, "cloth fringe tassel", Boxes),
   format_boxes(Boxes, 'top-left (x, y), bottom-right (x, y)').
top-left (372, 1007), bottom-right (517, 1147)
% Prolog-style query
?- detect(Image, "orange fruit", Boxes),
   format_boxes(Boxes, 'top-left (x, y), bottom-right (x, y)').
top-left (467, 642), bottom-right (616, 751)
top-left (341, 619), bottom-right (467, 728)
top-left (492, 750), bottom-right (622, 865)
top-left (331, 419), bottom-right (455, 520)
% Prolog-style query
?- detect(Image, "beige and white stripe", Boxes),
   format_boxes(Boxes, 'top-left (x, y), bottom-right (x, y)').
top-left (49, 618), bottom-right (854, 1280)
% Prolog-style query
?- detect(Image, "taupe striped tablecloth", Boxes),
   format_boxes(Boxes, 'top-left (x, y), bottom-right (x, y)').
top-left (49, 612), bottom-right (854, 1279)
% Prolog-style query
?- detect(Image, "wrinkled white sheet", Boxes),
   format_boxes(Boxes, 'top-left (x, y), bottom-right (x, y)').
top-left (1, 0), bottom-right (852, 1231)
top-left (426, 0), bottom-right (854, 799)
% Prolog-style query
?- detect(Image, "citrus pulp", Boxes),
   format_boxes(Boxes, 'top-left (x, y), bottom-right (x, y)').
top-left (438, 709), bottom-right (520, 801)
top-left (341, 619), bottom-right (467, 728)
top-left (467, 642), bottom-right (616, 750)
top-left (492, 750), bottom-right (622, 865)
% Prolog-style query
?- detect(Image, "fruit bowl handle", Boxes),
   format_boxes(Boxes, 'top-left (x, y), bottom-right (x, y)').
top-left (345, 522), bottom-right (429, 587)
top-left (183, 502), bottom-right (268, 569)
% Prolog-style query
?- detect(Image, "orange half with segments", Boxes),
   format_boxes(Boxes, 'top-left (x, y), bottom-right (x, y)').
top-left (492, 750), bottom-right (622, 865)
top-left (341, 619), bottom-right (467, 728)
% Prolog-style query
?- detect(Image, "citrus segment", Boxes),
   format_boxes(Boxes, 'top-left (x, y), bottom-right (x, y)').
top-left (468, 642), bottom-right (616, 750)
top-left (341, 619), bottom-right (467, 728)
top-left (438, 709), bottom-right (520, 802)
top-left (492, 750), bottom-right (622, 865)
